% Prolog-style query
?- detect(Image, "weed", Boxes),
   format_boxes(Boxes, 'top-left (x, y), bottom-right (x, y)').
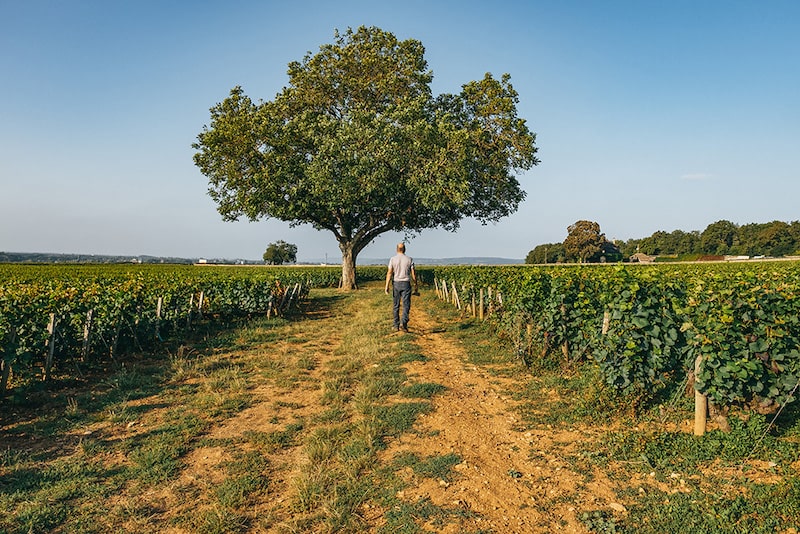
top-left (193, 506), bottom-right (250, 534)
top-left (395, 452), bottom-right (462, 481)
top-left (0, 446), bottom-right (25, 467)
top-left (293, 465), bottom-right (333, 513)
top-left (381, 496), bottom-right (441, 533)
top-left (243, 422), bottom-right (304, 452)
top-left (580, 509), bottom-right (620, 533)
top-left (64, 396), bottom-right (80, 416)
top-left (602, 413), bottom-right (798, 473)
top-left (13, 501), bottom-right (68, 534)
top-left (396, 351), bottom-right (428, 363)
top-left (617, 478), bottom-right (800, 533)
top-left (312, 405), bottom-right (348, 424)
top-left (401, 382), bottom-right (447, 399)
top-left (305, 425), bottom-right (351, 463)
top-left (371, 402), bottom-right (432, 442)
top-left (320, 376), bottom-right (353, 404)
top-left (296, 354), bottom-right (318, 370)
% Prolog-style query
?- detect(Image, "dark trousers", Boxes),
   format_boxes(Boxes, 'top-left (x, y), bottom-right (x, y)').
top-left (392, 281), bottom-right (412, 329)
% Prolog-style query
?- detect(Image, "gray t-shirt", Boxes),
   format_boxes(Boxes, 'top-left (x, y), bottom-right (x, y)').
top-left (388, 253), bottom-right (414, 282)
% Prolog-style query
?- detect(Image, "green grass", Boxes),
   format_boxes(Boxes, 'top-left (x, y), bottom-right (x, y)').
top-left (401, 382), bottom-right (447, 399)
top-left (394, 452), bottom-right (462, 481)
top-left (243, 422), bottom-right (305, 452)
top-left (214, 451), bottom-right (270, 508)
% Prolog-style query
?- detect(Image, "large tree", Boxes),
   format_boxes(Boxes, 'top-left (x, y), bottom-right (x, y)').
top-left (193, 26), bottom-right (539, 289)
top-left (563, 220), bottom-right (605, 263)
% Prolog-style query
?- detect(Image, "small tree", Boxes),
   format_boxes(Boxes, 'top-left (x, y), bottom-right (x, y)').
top-left (193, 26), bottom-right (538, 289)
top-left (263, 240), bottom-right (298, 265)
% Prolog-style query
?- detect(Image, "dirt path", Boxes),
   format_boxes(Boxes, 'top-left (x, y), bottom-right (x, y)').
top-left (381, 302), bottom-right (616, 533)
top-left (150, 288), bottom-right (620, 532)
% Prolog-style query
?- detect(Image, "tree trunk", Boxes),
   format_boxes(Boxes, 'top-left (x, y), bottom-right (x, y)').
top-left (340, 242), bottom-right (359, 290)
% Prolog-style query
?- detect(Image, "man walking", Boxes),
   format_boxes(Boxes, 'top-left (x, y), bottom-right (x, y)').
top-left (385, 243), bottom-right (418, 332)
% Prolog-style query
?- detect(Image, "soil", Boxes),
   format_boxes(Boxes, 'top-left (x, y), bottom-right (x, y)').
top-left (376, 305), bottom-right (615, 533)
top-left (163, 292), bottom-right (613, 532)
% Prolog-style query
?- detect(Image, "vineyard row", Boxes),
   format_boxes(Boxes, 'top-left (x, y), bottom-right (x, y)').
top-left (431, 262), bottom-right (800, 424)
top-left (0, 265), bottom-right (388, 397)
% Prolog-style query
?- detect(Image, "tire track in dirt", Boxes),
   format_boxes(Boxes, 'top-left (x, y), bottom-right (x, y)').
top-left (381, 302), bottom-right (617, 533)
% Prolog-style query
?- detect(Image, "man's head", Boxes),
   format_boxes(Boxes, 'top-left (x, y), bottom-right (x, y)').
top-left (396, 243), bottom-right (406, 253)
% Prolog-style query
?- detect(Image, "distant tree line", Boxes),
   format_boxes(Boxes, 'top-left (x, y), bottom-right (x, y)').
top-left (0, 252), bottom-right (196, 264)
top-left (620, 220), bottom-right (800, 258)
top-left (527, 219), bottom-right (800, 264)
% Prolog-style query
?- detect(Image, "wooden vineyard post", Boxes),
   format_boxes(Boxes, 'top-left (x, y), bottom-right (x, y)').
top-left (0, 358), bottom-right (10, 399)
top-left (479, 288), bottom-right (485, 321)
top-left (471, 292), bottom-right (476, 317)
top-left (1, 328), bottom-right (14, 398)
top-left (155, 297), bottom-right (163, 340)
top-left (0, 326), bottom-right (17, 399)
top-left (283, 284), bottom-right (295, 312)
top-left (451, 282), bottom-right (461, 310)
top-left (434, 279), bottom-right (440, 299)
top-left (44, 313), bottom-right (56, 381)
top-left (694, 355), bottom-right (707, 436)
top-left (487, 287), bottom-right (493, 316)
top-left (526, 323), bottom-right (533, 356)
top-left (186, 294), bottom-right (195, 329)
top-left (279, 284), bottom-right (290, 310)
top-left (110, 321), bottom-right (122, 363)
top-left (602, 310), bottom-right (610, 335)
top-left (197, 291), bottom-right (205, 319)
top-left (285, 283), bottom-right (300, 311)
top-left (442, 280), bottom-right (449, 302)
top-left (81, 309), bottom-right (94, 361)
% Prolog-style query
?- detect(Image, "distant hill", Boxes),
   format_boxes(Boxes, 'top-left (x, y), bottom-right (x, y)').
top-left (0, 252), bottom-right (260, 265)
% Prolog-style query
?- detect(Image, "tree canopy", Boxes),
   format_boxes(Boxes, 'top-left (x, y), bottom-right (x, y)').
top-left (193, 26), bottom-right (539, 288)
top-left (563, 220), bottom-right (606, 263)
top-left (263, 240), bottom-right (298, 265)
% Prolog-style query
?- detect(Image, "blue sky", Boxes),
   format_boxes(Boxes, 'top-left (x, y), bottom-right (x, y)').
top-left (1, 0), bottom-right (798, 261)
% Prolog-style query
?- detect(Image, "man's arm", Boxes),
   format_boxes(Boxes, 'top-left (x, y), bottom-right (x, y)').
top-left (385, 265), bottom-right (393, 294)
top-left (411, 265), bottom-right (418, 292)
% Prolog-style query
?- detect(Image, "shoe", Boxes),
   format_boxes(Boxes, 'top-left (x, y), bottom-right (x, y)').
top-left (401, 325), bottom-right (409, 333)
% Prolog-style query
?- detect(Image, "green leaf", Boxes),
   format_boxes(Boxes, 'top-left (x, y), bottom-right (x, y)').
top-left (748, 339), bottom-right (769, 353)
